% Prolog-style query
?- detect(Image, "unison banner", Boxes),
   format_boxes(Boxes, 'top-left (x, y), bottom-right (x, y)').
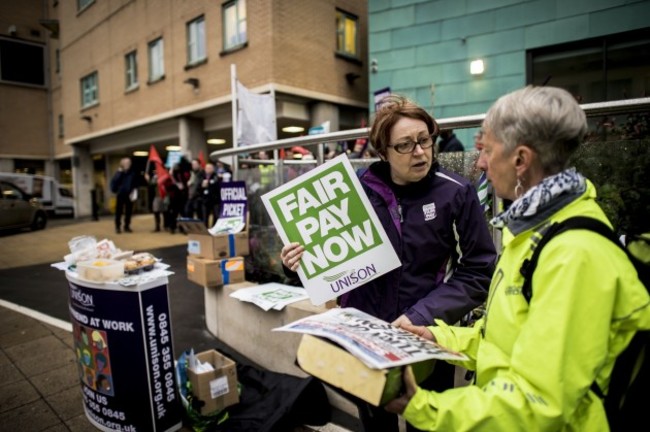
top-left (262, 154), bottom-right (400, 305)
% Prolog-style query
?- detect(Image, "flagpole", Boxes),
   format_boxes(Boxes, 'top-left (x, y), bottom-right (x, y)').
top-left (231, 63), bottom-right (238, 180)
top-left (270, 86), bottom-right (281, 187)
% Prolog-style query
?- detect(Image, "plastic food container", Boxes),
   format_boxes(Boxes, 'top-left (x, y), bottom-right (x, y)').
top-left (76, 259), bottom-right (125, 282)
top-left (124, 253), bottom-right (157, 274)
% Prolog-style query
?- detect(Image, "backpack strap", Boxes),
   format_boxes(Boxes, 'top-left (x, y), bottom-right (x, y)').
top-left (520, 216), bottom-right (621, 304)
top-left (518, 216), bottom-right (648, 423)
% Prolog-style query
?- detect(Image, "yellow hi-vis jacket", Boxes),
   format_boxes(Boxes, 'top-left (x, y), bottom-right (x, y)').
top-left (403, 181), bottom-right (650, 431)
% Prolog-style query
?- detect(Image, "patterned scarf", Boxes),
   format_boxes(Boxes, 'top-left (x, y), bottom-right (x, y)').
top-left (491, 168), bottom-right (586, 229)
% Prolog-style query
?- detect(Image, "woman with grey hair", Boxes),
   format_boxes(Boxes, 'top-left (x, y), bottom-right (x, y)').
top-left (385, 86), bottom-right (650, 431)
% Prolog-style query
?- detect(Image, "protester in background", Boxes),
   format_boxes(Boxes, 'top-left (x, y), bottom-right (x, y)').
top-left (110, 157), bottom-right (139, 234)
top-left (438, 129), bottom-right (464, 152)
top-left (216, 160), bottom-right (232, 182)
top-left (185, 158), bottom-right (204, 220)
top-left (257, 150), bottom-right (275, 191)
top-left (281, 95), bottom-right (496, 432)
top-left (166, 161), bottom-right (190, 234)
top-left (384, 86), bottom-right (650, 431)
top-left (144, 170), bottom-right (165, 232)
top-left (474, 130), bottom-right (491, 213)
top-left (198, 163), bottom-right (221, 228)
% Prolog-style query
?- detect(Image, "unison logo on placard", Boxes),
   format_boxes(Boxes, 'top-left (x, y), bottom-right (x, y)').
top-left (324, 264), bottom-right (378, 293)
top-left (70, 285), bottom-right (94, 308)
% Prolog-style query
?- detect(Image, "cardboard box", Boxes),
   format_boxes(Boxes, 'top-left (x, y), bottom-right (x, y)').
top-left (180, 220), bottom-right (249, 260)
top-left (220, 257), bottom-right (245, 284)
top-left (187, 256), bottom-right (223, 287)
top-left (296, 334), bottom-right (435, 406)
top-left (187, 350), bottom-right (239, 415)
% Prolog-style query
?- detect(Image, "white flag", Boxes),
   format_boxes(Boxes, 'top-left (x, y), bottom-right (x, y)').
top-left (237, 82), bottom-right (277, 146)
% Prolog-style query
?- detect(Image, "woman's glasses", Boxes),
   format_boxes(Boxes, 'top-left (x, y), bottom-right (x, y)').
top-left (387, 133), bottom-right (436, 154)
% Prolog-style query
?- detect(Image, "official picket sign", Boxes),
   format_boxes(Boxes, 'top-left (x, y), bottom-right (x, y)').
top-left (66, 273), bottom-right (182, 432)
top-left (219, 180), bottom-right (247, 220)
top-left (262, 153), bottom-right (401, 305)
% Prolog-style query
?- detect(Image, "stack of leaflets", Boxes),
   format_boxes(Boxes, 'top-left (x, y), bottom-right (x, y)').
top-left (229, 283), bottom-right (310, 311)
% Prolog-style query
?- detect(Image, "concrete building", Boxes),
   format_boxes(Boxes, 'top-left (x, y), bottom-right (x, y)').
top-left (1, 0), bottom-right (369, 216)
top-left (368, 0), bottom-right (650, 148)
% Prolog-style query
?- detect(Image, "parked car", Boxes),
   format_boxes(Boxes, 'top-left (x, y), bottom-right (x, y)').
top-left (0, 180), bottom-right (47, 231)
top-left (0, 173), bottom-right (74, 217)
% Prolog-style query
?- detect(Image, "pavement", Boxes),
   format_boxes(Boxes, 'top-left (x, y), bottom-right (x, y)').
top-left (0, 214), bottom-right (357, 431)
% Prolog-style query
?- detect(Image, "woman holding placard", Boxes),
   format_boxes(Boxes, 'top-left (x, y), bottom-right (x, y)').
top-left (281, 94), bottom-right (496, 432)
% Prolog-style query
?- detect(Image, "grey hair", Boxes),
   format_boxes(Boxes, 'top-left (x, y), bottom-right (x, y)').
top-left (483, 86), bottom-right (588, 175)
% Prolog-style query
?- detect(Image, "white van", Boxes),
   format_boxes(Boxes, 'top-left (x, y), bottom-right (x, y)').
top-left (0, 173), bottom-right (75, 217)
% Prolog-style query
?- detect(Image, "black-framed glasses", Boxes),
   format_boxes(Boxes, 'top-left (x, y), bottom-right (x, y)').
top-left (387, 133), bottom-right (436, 154)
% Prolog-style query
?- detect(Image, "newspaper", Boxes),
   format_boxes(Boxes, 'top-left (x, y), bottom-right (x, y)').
top-left (274, 307), bottom-right (467, 369)
top-left (229, 283), bottom-right (310, 311)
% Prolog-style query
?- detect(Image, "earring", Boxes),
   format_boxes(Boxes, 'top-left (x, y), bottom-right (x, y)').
top-left (514, 178), bottom-right (524, 199)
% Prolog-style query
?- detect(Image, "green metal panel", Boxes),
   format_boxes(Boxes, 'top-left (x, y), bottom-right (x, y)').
top-left (489, 52), bottom-right (526, 76)
top-left (466, 0), bottom-right (523, 14)
top-left (440, 10), bottom-right (497, 41)
top-left (414, 0), bottom-right (468, 24)
top-left (393, 22), bottom-right (441, 49)
top-left (371, 6), bottom-right (415, 32)
top-left (433, 82), bottom-right (468, 106)
top-left (589, 2), bottom-right (650, 37)
top-left (369, 0), bottom-right (650, 119)
top-left (416, 39), bottom-right (469, 65)
top-left (556, 0), bottom-right (627, 18)
top-left (467, 28), bottom-right (525, 57)
top-left (370, 31), bottom-right (391, 52)
top-left (392, 64), bottom-right (443, 90)
top-left (524, 16), bottom-right (589, 49)
top-left (369, 0), bottom-right (392, 13)
top-left (494, 0), bottom-right (557, 30)
top-left (441, 61), bottom-right (471, 84)
top-left (373, 48), bottom-right (417, 72)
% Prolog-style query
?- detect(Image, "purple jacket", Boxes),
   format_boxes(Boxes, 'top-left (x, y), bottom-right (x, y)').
top-left (340, 161), bottom-right (496, 326)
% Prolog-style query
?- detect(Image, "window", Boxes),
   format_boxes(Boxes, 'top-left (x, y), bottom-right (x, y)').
top-left (58, 114), bottom-right (64, 138)
top-left (80, 71), bottom-right (98, 108)
top-left (336, 10), bottom-right (359, 58)
top-left (528, 29), bottom-right (650, 103)
top-left (148, 38), bottom-right (164, 82)
top-left (0, 37), bottom-right (45, 86)
top-left (125, 50), bottom-right (138, 90)
top-left (187, 15), bottom-right (206, 65)
top-left (77, 0), bottom-right (94, 11)
top-left (55, 48), bottom-right (60, 73)
top-left (77, 0), bottom-right (95, 12)
top-left (223, 0), bottom-right (247, 51)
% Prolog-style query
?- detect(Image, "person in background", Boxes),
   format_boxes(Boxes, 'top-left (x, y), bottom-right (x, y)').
top-left (144, 170), bottom-right (165, 232)
top-left (166, 161), bottom-right (190, 234)
top-left (473, 130), bottom-right (484, 153)
top-left (281, 95), bottom-right (497, 432)
top-left (257, 150), bottom-right (275, 191)
top-left (438, 129), bottom-right (464, 152)
top-left (474, 130), bottom-right (490, 213)
top-left (216, 160), bottom-right (232, 182)
top-left (185, 158), bottom-right (204, 220)
top-left (110, 157), bottom-right (139, 234)
top-left (198, 163), bottom-right (221, 228)
top-left (384, 86), bottom-right (650, 431)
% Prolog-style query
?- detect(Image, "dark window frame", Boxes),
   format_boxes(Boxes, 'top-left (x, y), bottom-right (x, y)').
top-left (527, 28), bottom-right (650, 103)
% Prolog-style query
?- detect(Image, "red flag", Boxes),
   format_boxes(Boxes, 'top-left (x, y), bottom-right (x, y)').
top-left (198, 150), bottom-right (207, 168)
top-left (148, 145), bottom-right (170, 198)
top-left (148, 144), bottom-right (164, 165)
